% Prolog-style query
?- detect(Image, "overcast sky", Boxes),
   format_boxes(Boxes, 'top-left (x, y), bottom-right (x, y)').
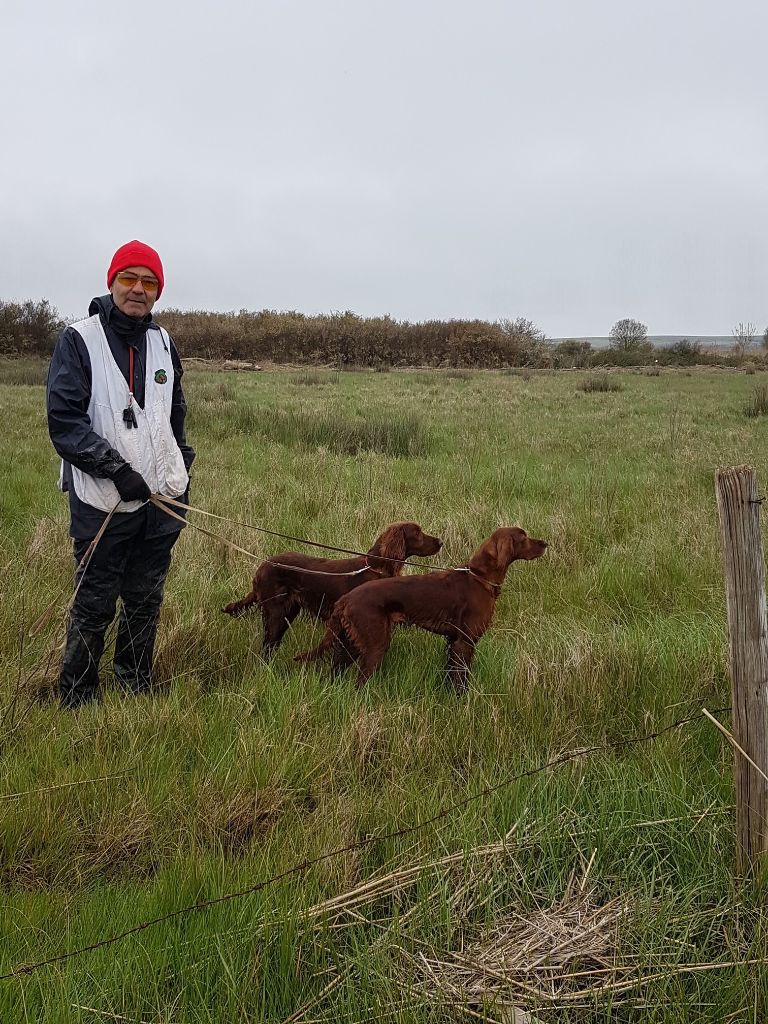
top-left (2, 0), bottom-right (766, 337)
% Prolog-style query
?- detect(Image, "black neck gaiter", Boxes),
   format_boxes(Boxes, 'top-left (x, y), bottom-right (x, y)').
top-left (110, 302), bottom-right (152, 346)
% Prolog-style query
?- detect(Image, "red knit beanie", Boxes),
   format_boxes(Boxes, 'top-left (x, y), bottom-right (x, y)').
top-left (107, 240), bottom-right (165, 298)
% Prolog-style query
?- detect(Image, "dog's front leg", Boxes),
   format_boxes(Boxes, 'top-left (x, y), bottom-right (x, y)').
top-left (446, 638), bottom-right (474, 693)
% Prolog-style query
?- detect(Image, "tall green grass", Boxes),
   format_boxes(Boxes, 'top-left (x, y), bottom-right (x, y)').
top-left (0, 364), bottom-right (766, 1021)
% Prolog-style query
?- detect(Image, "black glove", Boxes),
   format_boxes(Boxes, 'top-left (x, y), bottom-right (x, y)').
top-left (113, 464), bottom-right (151, 503)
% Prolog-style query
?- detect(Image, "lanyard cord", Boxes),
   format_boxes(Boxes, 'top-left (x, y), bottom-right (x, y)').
top-left (123, 346), bottom-right (138, 429)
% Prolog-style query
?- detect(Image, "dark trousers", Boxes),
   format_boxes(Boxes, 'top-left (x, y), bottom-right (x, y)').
top-left (58, 518), bottom-right (178, 709)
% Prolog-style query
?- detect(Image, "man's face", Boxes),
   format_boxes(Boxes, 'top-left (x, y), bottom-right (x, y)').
top-left (110, 265), bottom-right (159, 317)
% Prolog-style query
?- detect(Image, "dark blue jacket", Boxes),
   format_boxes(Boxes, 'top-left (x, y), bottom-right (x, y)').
top-left (47, 295), bottom-right (195, 539)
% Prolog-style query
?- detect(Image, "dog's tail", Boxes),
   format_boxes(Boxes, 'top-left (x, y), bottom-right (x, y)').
top-left (222, 586), bottom-right (261, 617)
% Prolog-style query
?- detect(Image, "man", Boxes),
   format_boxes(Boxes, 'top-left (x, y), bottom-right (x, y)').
top-left (47, 240), bottom-right (195, 709)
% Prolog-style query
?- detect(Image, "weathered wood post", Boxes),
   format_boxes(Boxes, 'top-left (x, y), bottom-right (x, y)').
top-left (715, 466), bottom-right (768, 874)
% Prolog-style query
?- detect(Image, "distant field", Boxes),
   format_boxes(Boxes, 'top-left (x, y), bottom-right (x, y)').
top-left (1, 360), bottom-right (767, 1022)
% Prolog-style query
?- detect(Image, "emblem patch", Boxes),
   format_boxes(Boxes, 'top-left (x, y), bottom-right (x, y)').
top-left (154, 369), bottom-right (168, 384)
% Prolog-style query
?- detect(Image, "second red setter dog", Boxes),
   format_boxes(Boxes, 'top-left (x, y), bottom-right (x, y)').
top-left (223, 522), bottom-right (442, 657)
top-left (296, 526), bottom-right (547, 690)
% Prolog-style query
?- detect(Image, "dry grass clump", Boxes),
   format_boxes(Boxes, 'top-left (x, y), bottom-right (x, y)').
top-left (277, 829), bottom-right (744, 1022)
top-left (347, 707), bottom-right (389, 775)
top-left (0, 796), bottom-right (157, 889)
top-left (25, 517), bottom-right (69, 560)
top-left (405, 887), bottom-right (630, 1016)
top-left (75, 799), bottom-right (156, 880)
top-left (205, 787), bottom-right (288, 854)
top-left (289, 370), bottom-right (340, 386)
top-left (578, 374), bottom-right (623, 393)
top-left (745, 383), bottom-right (768, 417)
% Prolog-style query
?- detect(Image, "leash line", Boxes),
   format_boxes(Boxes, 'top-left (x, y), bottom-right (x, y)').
top-left (28, 502), bottom-right (122, 637)
top-left (151, 498), bottom-right (374, 577)
top-left (151, 494), bottom-right (454, 572)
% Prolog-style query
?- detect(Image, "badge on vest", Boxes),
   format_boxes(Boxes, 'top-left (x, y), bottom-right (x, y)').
top-left (154, 369), bottom-right (168, 384)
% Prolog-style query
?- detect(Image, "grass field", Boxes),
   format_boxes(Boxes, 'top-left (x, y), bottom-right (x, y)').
top-left (1, 359), bottom-right (768, 1022)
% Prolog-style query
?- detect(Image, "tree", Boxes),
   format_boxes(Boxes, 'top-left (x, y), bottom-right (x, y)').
top-left (0, 298), bottom-right (64, 355)
top-left (609, 318), bottom-right (648, 351)
top-left (732, 322), bottom-right (757, 361)
top-left (667, 339), bottom-right (702, 365)
top-left (552, 339), bottom-right (593, 368)
top-left (762, 325), bottom-right (768, 352)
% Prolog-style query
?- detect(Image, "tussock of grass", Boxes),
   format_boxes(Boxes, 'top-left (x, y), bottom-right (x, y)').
top-left (288, 370), bottom-right (341, 386)
top-left (347, 707), bottom-right (389, 775)
top-left (199, 784), bottom-right (296, 855)
top-left (578, 373), bottom-right (624, 393)
top-left (745, 383), bottom-right (768, 417)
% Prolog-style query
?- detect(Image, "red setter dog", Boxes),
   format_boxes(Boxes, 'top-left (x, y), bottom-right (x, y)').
top-left (295, 527), bottom-right (547, 690)
top-left (222, 522), bottom-right (442, 657)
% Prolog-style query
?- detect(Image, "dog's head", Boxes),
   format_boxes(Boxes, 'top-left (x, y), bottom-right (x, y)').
top-left (368, 521), bottom-right (443, 575)
top-left (469, 526), bottom-right (548, 580)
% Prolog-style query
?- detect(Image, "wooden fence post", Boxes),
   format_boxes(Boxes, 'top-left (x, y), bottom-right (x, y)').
top-left (715, 466), bottom-right (768, 874)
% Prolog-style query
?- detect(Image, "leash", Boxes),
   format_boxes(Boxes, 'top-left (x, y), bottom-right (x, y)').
top-left (28, 501), bottom-right (122, 637)
top-left (150, 495), bottom-right (505, 586)
top-left (28, 493), bottom-right (399, 641)
top-left (150, 496), bottom-right (379, 578)
top-left (151, 494), bottom-right (451, 571)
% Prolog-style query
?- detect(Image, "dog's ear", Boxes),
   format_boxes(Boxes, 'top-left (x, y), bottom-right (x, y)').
top-left (496, 528), bottom-right (528, 567)
top-left (369, 523), bottom-right (408, 574)
top-left (379, 523), bottom-right (408, 565)
top-left (469, 533), bottom-right (501, 575)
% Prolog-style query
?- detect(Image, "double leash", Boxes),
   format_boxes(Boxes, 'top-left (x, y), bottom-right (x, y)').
top-left (149, 494), bottom-right (483, 579)
top-left (150, 495), bottom-right (388, 578)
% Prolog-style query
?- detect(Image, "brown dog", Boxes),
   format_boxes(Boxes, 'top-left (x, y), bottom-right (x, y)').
top-left (295, 527), bottom-right (547, 689)
top-left (222, 522), bottom-right (442, 657)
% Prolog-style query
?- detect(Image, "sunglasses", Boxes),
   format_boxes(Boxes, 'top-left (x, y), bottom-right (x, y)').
top-left (115, 272), bottom-right (159, 294)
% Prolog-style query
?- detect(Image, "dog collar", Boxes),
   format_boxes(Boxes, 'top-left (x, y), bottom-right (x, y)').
top-left (456, 567), bottom-right (502, 591)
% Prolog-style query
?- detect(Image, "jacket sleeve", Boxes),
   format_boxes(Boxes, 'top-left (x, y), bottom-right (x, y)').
top-left (169, 336), bottom-right (195, 472)
top-left (46, 327), bottom-right (128, 479)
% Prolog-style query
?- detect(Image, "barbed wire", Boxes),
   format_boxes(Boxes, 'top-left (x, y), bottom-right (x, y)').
top-left (0, 703), bottom-right (732, 981)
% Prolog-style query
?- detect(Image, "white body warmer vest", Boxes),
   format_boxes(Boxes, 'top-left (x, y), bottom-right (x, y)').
top-left (60, 314), bottom-right (189, 513)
